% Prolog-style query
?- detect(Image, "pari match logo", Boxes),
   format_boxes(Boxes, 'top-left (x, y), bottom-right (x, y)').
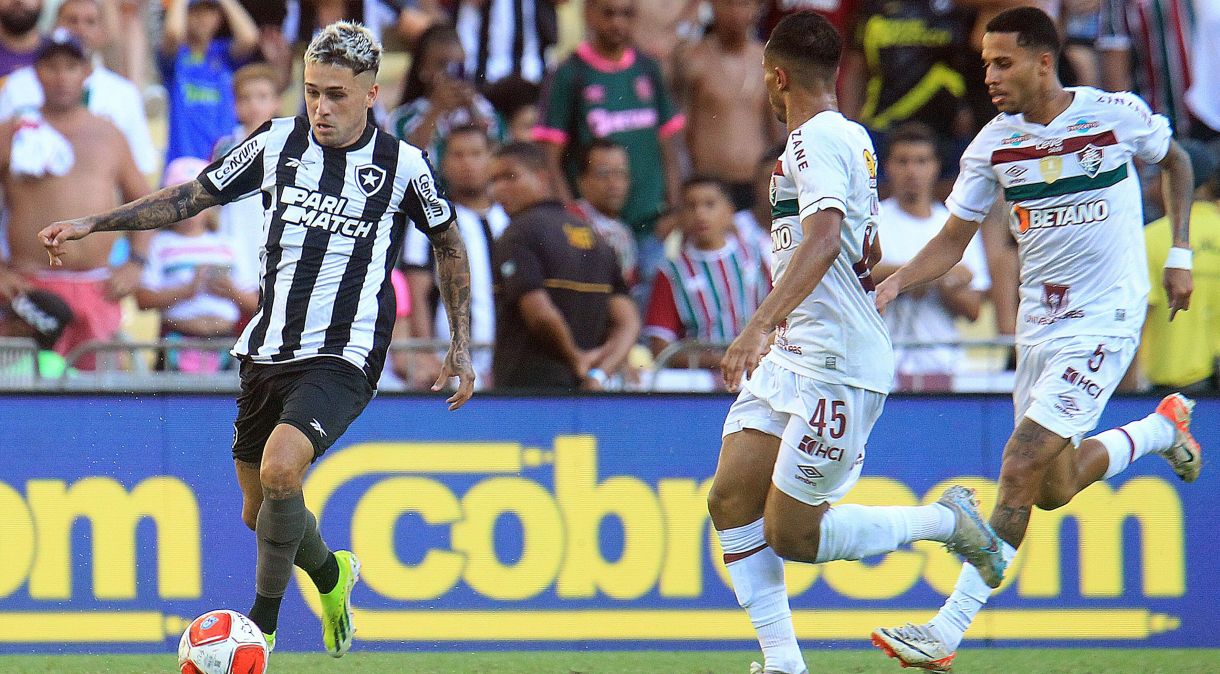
top-left (0, 435), bottom-right (1187, 646)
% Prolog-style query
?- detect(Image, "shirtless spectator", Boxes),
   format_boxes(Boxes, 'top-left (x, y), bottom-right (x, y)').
top-left (0, 0), bottom-right (44, 79)
top-left (758, 0), bottom-right (857, 40)
top-left (635, 0), bottom-right (700, 83)
top-left (0, 1), bottom-right (158, 175)
top-left (676, 0), bottom-right (780, 213)
top-left (1, 33), bottom-right (149, 368)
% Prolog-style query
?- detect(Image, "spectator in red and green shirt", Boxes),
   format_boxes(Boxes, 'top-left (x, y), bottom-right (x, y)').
top-left (534, 0), bottom-right (685, 308)
top-left (644, 177), bottom-right (769, 369)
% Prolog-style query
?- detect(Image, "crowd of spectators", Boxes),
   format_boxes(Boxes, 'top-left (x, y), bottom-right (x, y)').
top-left (0, 0), bottom-right (1215, 394)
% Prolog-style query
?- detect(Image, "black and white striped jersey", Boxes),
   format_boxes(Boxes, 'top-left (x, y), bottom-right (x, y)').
top-left (198, 116), bottom-right (454, 385)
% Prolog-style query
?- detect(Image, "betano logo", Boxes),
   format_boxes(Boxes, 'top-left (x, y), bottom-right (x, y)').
top-left (0, 437), bottom-right (1186, 645)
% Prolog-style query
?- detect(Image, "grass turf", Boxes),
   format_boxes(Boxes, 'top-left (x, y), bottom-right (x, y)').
top-left (0, 650), bottom-right (1216, 673)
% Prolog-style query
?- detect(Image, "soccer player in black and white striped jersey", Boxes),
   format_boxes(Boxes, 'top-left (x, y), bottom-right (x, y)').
top-left (40, 21), bottom-right (474, 659)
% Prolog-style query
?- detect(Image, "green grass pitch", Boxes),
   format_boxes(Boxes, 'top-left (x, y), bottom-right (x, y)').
top-left (0, 650), bottom-right (1217, 673)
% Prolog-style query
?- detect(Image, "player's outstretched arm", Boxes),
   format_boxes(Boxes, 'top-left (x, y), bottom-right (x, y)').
top-left (1157, 139), bottom-right (1194, 320)
top-left (721, 209), bottom-right (842, 391)
top-left (875, 214), bottom-right (979, 314)
top-left (428, 224), bottom-right (476, 409)
top-left (39, 179), bottom-right (220, 267)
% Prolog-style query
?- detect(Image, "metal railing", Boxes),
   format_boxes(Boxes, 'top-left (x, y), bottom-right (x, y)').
top-left (0, 337), bottom-right (42, 388)
top-left (0, 338), bottom-right (498, 392)
top-left (648, 337), bottom-right (1018, 392)
top-left (0, 336), bottom-right (1019, 393)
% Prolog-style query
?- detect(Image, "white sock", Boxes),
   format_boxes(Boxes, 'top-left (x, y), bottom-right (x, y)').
top-left (1095, 412), bottom-right (1176, 479)
top-left (717, 519), bottom-right (805, 674)
top-left (927, 541), bottom-right (1017, 650)
top-left (814, 503), bottom-right (956, 563)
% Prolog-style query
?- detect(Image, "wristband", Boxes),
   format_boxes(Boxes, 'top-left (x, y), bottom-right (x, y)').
top-left (586, 368), bottom-right (608, 384)
top-left (1164, 247), bottom-right (1193, 270)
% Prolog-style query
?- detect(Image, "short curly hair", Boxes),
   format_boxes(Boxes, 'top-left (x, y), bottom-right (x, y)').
top-left (304, 21), bottom-right (382, 77)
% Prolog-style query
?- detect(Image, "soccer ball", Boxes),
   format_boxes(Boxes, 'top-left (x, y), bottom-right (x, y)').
top-left (177, 610), bottom-right (268, 674)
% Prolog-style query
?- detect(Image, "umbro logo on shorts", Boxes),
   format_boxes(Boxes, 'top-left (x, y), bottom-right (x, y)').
top-left (794, 465), bottom-right (823, 487)
top-left (797, 465), bottom-right (823, 479)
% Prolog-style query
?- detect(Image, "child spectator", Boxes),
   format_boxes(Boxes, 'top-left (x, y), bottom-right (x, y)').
top-left (159, 0), bottom-right (258, 165)
top-left (212, 62), bottom-right (281, 284)
top-left (644, 177), bottom-right (769, 369)
top-left (484, 74), bottom-right (541, 144)
top-left (136, 157), bottom-right (258, 372)
top-left (386, 23), bottom-right (502, 165)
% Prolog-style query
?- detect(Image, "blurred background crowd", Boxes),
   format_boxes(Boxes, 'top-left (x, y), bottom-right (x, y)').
top-left (0, 0), bottom-right (1215, 394)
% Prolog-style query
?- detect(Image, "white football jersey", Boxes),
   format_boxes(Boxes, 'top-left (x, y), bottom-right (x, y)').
top-left (765, 111), bottom-right (893, 394)
top-left (948, 87), bottom-right (1171, 345)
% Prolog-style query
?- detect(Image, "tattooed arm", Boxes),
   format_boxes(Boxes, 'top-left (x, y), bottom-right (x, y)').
top-left (39, 179), bottom-right (220, 266)
top-left (428, 224), bottom-right (476, 409)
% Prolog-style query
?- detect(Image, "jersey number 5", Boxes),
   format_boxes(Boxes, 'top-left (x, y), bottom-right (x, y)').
top-left (1088, 343), bottom-right (1106, 372)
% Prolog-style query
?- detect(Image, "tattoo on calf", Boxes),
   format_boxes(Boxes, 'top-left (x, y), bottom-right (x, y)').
top-left (991, 503), bottom-right (1032, 548)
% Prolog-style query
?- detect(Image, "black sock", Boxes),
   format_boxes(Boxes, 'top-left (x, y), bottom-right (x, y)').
top-left (248, 593), bottom-right (282, 635)
top-left (310, 551), bottom-right (340, 594)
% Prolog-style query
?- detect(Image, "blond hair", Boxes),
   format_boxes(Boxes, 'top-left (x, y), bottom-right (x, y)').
top-left (232, 63), bottom-right (280, 97)
top-left (304, 20), bottom-right (381, 77)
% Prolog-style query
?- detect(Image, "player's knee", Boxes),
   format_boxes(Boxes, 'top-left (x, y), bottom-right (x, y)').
top-left (1035, 487), bottom-right (1072, 511)
top-left (706, 482), bottom-right (734, 523)
top-left (259, 459), bottom-right (304, 495)
top-left (764, 519), bottom-right (817, 563)
top-left (707, 481), bottom-right (760, 528)
top-left (997, 458), bottom-right (1043, 496)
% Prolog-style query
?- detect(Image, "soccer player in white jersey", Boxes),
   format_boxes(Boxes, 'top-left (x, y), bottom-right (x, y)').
top-left (871, 7), bottom-right (1202, 671)
top-left (707, 13), bottom-right (1007, 674)
top-left (39, 22), bottom-right (476, 661)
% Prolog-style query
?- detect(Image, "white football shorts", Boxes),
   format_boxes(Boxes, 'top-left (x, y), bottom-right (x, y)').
top-left (1015, 334), bottom-right (1138, 444)
top-left (723, 358), bottom-right (887, 506)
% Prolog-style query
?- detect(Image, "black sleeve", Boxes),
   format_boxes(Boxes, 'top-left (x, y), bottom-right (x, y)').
top-left (198, 119), bottom-right (274, 204)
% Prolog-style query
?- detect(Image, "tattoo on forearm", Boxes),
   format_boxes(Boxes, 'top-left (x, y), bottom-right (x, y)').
top-left (89, 181), bottom-right (219, 233)
top-left (431, 227), bottom-right (472, 370)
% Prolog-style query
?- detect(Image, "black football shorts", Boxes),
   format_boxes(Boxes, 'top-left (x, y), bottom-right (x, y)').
top-left (232, 357), bottom-right (373, 464)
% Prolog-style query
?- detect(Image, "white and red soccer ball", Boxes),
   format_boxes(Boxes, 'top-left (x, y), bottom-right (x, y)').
top-left (178, 610), bottom-right (268, 674)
